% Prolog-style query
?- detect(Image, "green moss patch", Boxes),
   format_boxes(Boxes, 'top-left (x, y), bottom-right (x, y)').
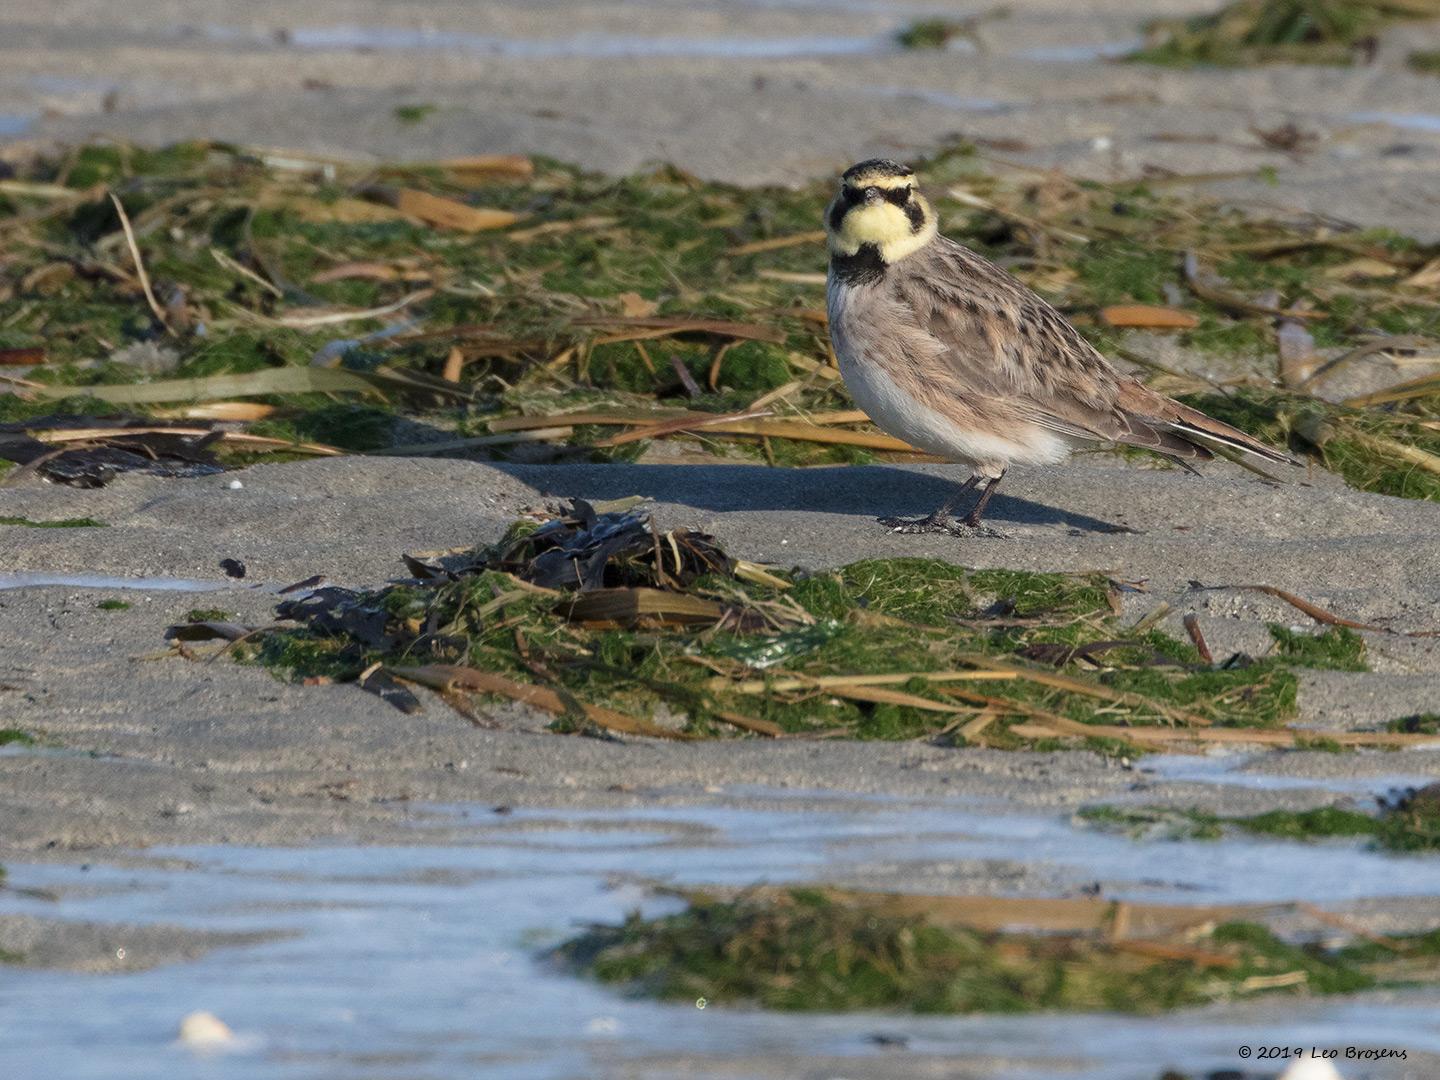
top-left (393, 104), bottom-right (439, 124)
top-left (0, 729), bottom-right (36, 747)
top-left (896, 19), bottom-right (970, 49)
top-left (184, 607), bottom-right (231, 623)
top-left (557, 889), bottom-right (1440, 1013)
top-left (0, 516), bottom-right (106, 528)
top-left (1081, 784), bottom-right (1440, 852)
top-left (1132, 0), bottom-right (1438, 68)
top-left (1410, 48), bottom-right (1440, 74)
top-left (96, 599), bottom-right (132, 611)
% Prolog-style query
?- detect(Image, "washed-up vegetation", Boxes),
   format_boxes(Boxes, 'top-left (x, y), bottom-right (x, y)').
top-left (163, 500), bottom-right (1440, 749)
top-left (1133, 0), bottom-right (1440, 67)
top-left (895, 18), bottom-right (975, 50)
top-left (1081, 782), bottom-right (1440, 851)
top-left (0, 514), bottom-right (104, 527)
top-left (0, 729), bottom-right (35, 746)
top-left (1, 139), bottom-right (1438, 498)
top-left (557, 886), bottom-right (1440, 1013)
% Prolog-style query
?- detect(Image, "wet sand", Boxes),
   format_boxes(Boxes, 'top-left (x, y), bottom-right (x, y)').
top-left (3, 453), bottom-right (1439, 862)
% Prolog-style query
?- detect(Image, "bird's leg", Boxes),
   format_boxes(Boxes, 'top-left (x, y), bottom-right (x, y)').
top-left (878, 476), bottom-right (979, 534)
top-left (961, 473), bottom-right (1004, 528)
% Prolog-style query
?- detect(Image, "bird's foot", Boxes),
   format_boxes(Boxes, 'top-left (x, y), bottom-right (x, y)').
top-left (878, 512), bottom-right (1006, 539)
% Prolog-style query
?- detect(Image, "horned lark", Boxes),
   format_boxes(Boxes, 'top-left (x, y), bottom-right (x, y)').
top-left (824, 158), bottom-right (1297, 534)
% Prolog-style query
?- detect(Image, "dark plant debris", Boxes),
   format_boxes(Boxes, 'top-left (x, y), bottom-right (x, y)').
top-left (556, 886), bottom-right (1440, 1014)
top-left (0, 139), bottom-right (1437, 499)
top-left (167, 502), bottom-right (1440, 750)
top-left (0, 415), bottom-right (226, 487)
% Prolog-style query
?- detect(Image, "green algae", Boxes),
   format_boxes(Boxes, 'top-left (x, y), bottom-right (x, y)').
top-left (0, 516), bottom-right (106, 528)
top-left (1081, 789), bottom-right (1440, 853)
top-left (235, 503), bottom-right (1364, 743)
top-left (895, 19), bottom-right (971, 49)
top-left (557, 889), bottom-right (1438, 1014)
top-left (1178, 388), bottom-right (1440, 503)
top-left (393, 104), bottom-right (439, 125)
top-left (3, 139), bottom-right (1437, 498)
top-left (1269, 625), bottom-right (1367, 671)
top-left (1410, 48), bottom-right (1440, 73)
top-left (1131, 0), bottom-right (1436, 68)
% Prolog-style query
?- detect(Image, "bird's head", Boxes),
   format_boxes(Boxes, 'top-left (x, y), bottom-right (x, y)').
top-left (824, 158), bottom-right (937, 267)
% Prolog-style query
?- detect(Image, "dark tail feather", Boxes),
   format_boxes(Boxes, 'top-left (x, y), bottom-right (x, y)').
top-left (1167, 419), bottom-right (1301, 467)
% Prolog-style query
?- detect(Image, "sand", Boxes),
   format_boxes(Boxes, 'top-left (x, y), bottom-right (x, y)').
top-left (3, 453), bottom-right (1439, 862)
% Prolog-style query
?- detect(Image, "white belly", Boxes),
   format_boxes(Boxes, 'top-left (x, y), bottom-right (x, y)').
top-left (838, 351), bottom-right (1070, 471)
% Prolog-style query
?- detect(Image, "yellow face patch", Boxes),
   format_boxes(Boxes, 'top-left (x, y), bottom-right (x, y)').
top-left (826, 189), bottom-right (938, 264)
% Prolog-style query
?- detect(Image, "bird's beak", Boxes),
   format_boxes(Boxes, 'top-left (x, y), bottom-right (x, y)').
top-left (863, 187), bottom-right (884, 205)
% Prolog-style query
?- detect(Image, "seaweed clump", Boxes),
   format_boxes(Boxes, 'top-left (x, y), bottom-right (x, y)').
top-left (1133, 0), bottom-right (1440, 67)
top-left (160, 501), bottom-right (1427, 750)
top-left (1081, 782), bottom-right (1440, 852)
top-left (557, 888), bottom-right (1438, 1014)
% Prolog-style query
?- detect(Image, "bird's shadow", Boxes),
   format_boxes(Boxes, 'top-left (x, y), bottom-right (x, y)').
top-left (489, 462), bottom-right (1129, 534)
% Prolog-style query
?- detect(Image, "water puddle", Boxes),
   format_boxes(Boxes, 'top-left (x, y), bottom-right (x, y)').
top-left (1016, 39), bottom-right (1143, 62)
top-left (1142, 752), bottom-right (1437, 796)
top-left (0, 573), bottom-right (241, 593)
top-left (188, 24), bottom-right (1145, 64)
top-left (26, 75), bottom-right (119, 95)
top-left (1348, 111), bottom-right (1440, 135)
top-left (0, 114), bottom-right (34, 138)
top-left (3, 800), bottom-right (1440, 1079)
top-left (201, 24), bottom-right (889, 59)
top-left (869, 86), bottom-right (1011, 113)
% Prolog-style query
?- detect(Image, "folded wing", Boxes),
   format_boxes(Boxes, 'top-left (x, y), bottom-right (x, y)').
top-left (900, 238), bottom-right (1298, 468)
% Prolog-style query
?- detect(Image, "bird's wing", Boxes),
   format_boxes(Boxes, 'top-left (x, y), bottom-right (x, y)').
top-left (896, 237), bottom-right (1294, 466)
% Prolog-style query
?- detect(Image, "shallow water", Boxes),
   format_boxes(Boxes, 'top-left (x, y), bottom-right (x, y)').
top-left (869, 86), bottom-right (1011, 113)
top-left (202, 24), bottom-right (890, 59)
top-left (0, 114), bottom-right (34, 138)
top-left (1015, 39), bottom-right (1142, 62)
top-left (0, 573), bottom-right (242, 593)
top-left (1349, 112), bottom-right (1440, 135)
top-left (188, 22), bottom-right (1141, 64)
top-left (1141, 752), bottom-right (1438, 797)
top-left (3, 799), bottom-right (1439, 1079)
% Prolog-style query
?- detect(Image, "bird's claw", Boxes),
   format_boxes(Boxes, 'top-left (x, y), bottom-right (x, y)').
top-left (877, 514), bottom-right (1006, 539)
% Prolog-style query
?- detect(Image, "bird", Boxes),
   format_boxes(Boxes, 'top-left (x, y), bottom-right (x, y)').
top-left (823, 157), bottom-right (1298, 535)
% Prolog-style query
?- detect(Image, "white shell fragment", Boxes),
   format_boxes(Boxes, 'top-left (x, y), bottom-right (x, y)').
top-left (178, 1011), bottom-right (235, 1051)
top-left (1279, 1059), bottom-right (1344, 1080)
